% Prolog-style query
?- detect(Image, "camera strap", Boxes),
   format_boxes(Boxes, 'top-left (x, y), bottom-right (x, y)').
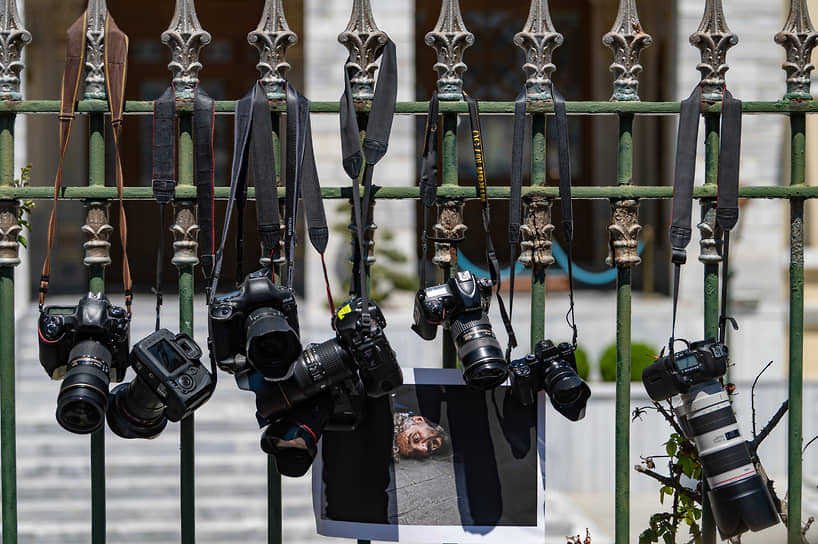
top-left (464, 94), bottom-right (519, 357)
top-left (668, 85), bottom-right (742, 351)
top-left (39, 11), bottom-right (132, 314)
top-left (340, 38), bottom-right (397, 321)
top-left (150, 85), bottom-right (216, 330)
top-left (418, 91), bottom-right (439, 291)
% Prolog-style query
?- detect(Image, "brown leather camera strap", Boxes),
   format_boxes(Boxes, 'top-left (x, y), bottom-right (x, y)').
top-left (39, 12), bottom-right (132, 313)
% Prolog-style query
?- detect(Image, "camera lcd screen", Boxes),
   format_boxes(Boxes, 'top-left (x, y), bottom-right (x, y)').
top-left (147, 340), bottom-right (187, 374)
top-left (46, 307), bottom-right (74, 316)
top-left (675, 353), bottom-right (699, 371)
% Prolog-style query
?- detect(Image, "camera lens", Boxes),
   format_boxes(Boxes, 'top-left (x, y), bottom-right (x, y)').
top-left (106, 378), bottom-right (168, 440)
top-left (56, 340), bottom-right (112, 434)
top-left (449, 311), bottom-right (508, 390)
top-left (542, 361), bottom-right (591, 422)
top-left (246, 307), bottom-right (302, 379)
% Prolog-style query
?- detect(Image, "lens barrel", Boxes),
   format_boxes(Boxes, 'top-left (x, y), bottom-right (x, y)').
top-left (245, 307), bottom-right (302, 379)
top-left (106, 377), bottom-right (168, 439)
top-left (448, 310), bottom-right (508, 390)
top-left (56, 340), bottom-right (112, 434)
top-left (542, 359), bottom-right (591, 421)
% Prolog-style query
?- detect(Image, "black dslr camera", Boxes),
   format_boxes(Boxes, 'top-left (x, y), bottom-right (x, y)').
top-left (106, 329), bottom-right (214, 439)
top-left (412, 270), bottom-right (507, 390)
top-left (641, 339), bottom-right (780, 538)
top-left (250, 297), bottom-right (403, 477)
top-left (209, 268), bottom-right (301, 379)
top-left (38, 292), bottom-right (130, 434)
top-left (509, 339), bottom-right (591, 421)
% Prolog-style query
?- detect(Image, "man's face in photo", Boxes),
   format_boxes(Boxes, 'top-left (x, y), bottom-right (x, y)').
top-left (397, 416), bottom-right (444, 458)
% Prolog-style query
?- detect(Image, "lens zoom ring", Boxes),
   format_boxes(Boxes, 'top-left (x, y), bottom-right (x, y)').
top-left (448, 312), bottom-right (491, 340)
top-left (700, 442), bottom-right (752, 477)
top-left (687, 407), bottom-right (737, 437)
top-left (307, 341), bottom-right (349, 382)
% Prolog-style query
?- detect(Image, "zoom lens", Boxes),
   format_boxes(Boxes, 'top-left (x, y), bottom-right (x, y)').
top-left (449, 311), bottom-right (507, 390)
top-left (542, 361), bottom-right (591, 422)
top-left (106, 377), bottom-right (168, 439)
top-left (56, 340), bottom-right (112, 434)
top-left (245, 307), bottom-right (302, 379)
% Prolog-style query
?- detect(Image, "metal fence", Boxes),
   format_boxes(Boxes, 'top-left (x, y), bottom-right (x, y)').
top-left (0, 0), bottom-right (814, 543)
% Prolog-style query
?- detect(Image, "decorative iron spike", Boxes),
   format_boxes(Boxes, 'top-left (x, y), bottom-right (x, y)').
top-left (519, 197), bottom-right (555, 270)
top-left (698, 203), bottom-right (722, 264)
top-left (689, 0), bottom-right (738, 101)
top-left (84, 0), bottom-right (107, 99)
top-left (248, 0), bottom-right (297, 100)
top-left (606, 199), bottom-right (642, 268)
top-left (171, 201), bottom-right (199, 266)
top-left (82, 201), bottom-right (112, 267)
top-left (602, 0), bottom-right (653, 102)
top-left (775, 0), bottom-right (818, 100)
top-left (162, 0), bottom-right (211, 100)
top-left (338, 0), bottom-right (387, 101)
top-left (433, 199), bottom-right (467, 267)
top-left (513, 0), bottom-right (563, 102)
top-left (425, 0), bottom-right (474, 101)
top-left (0, 200), bottom-right (20, 266)
top-left (0, 0), bottom-right (31, 100)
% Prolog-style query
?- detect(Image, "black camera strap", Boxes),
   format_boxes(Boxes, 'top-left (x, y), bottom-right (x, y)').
top-left (418, 91), bottom-right (439, 290)
top-left (668, 85), bottom-right (742, 352)
top-left (340, 38), bottom-right (397, 321)
top-left (464, 94), bottom-right (518, 357)
top-left (151, 85), bottom-right (216, 330)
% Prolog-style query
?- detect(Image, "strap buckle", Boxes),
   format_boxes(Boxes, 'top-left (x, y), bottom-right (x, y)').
top-left (671, 247), bottom-right (687, 265)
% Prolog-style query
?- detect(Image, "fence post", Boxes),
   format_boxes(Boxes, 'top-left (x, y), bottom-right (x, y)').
top-left (162, 2), bottom-right (210, 542)
top-left (776, 2), bottom-right (817, 541)
top-left (248, 1), bottom-right (296, 541)
top-left (426, 0), bottom-right (472, 369)
top-left (603, 3), bottom-right (651, 542)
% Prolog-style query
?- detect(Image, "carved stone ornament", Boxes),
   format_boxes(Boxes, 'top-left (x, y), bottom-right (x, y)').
top-left (0, 0), bottom-right (31, 100)
top-left (433, 199), bottom-right (467, 267)
top-left (82, 200), bottom-right (112, 267)
top-left (425, 0), bottom-right (475, 101)
top-left (606, 199), bottom-right (641, 268)
top-left (602, 0), bottom-right (653, 102)
top-left (348, 200), bottom-right (377, 265)
top-left (689, 0), bottom-right (738, 101)
top-left (513, 0), bottom-right (563, 102)
top-left (338, 0), bottom-right (387, 101)
top-left (171, 200), bottom-right (199, 267)
top-left (0, 200), bottom-right (20, 266)
top-left (248, 0), bottom-right (297, 100)
top-left (775, 0), bottom-right (818, 100)
top-left (698, 201), bottom-right (722, 264)
top-left (84, 0), bottom-right (107, 100)
top-left (162, 0), bottom-right (211, 100)
top-left (518, 197), bottom-right (555, 270)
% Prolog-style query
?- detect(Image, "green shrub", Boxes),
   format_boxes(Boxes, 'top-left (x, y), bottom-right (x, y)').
top-left (574, 346), bottom-right (590, 381)
top-left (599, 341), bottom-right (658, 382)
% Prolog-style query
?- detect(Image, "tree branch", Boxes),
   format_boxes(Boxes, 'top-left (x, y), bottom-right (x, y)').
top-left (654, 401), bottom-right (688, 439)
top-left (751, 360), bottom-right (774, 438)
top-left (634, 464), bottom-right (702, 504)
top-left (748, 400), bottom-right (788, 455)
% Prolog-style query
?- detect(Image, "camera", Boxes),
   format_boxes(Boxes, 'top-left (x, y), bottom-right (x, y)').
top-left (247, 297), bottom-right (402, 476)
top-left (641, 338), bottom-right (780, 538)
top-left (106, 329), bottom-right (214, 439)
top-left (38, 292), bottom-right (130, 434)
top-left (209, 267), bottom-right (301, 379)
top-left (412, 270), bottom-right (507, 390)
top-left (508, 339), bottom-right (591, 421)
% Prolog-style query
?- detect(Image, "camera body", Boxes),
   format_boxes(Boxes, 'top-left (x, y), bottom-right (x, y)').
top-left (129, 329), bottom-right (212, 422)
top-left (641, 338), bottom-right (727, 401)
top-left (38, 292), bottom-right (130, 382)
top-left (412, 271), bottom-right (507, 390)
top-left (209, 268), bottom-right (301, 379)
top-left (509, 339), bottom-right (591, 421)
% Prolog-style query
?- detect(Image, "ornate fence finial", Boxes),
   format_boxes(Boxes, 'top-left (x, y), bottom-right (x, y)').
top-left (689, 0), bottom-right (737, 101)
top-left (425, 0), bottom-right (474, 101)
top-left (248, 0), bottom-right (296, 100)
top-left (513, 0), bottom-right (563, 102)
top-left (607, 200), bottom-right (642, 267)
top-left (171, 201), bottom-right (199, 267)
top-left (602, 0), bottom-right (652, 101)
top-left (775, 0), bottom-right (818, 100)
top-left (162, 0), bottom-right (211, 100)
top-left (519, 197), bottom-right (555, 270)
top-left (82, 201), bottom-right (112, 267)
top-left (338, 0), bottom-right (387, 101)
top-left (84, 0), bottom-right (107, 100)
top-left (0, 200), bottom-right (20, 266)
top-left (0, 0), bottom-right (31, 100)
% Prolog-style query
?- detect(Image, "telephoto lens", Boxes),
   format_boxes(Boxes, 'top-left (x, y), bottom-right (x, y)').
top-left (56, 340), bottom-right (113, 434)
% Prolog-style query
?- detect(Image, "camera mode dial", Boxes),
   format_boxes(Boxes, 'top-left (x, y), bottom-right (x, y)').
top-left (42, 316), bottom-right (63, 340)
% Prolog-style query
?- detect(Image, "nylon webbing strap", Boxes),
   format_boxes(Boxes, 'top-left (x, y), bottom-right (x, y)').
top-left (667, 85), bottom-right (742, 350)
top-left (418, 91), bottom-right (439, 290)
top-left (40, 12), bottom-right (132, 312)
top-left (508, 88), bottom-right (527, 332)
top-left (195, 89), bottom-right (217, 283)
top-left (340, 38), bottom-right (397, 319)
top-left (464, 94), bottom-right (518, 356)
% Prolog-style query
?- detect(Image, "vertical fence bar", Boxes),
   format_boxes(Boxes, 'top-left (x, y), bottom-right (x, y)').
top-left (440, 112), bottom-right (458, 369)
top-left (529, 114), bottom-right (546, 347)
